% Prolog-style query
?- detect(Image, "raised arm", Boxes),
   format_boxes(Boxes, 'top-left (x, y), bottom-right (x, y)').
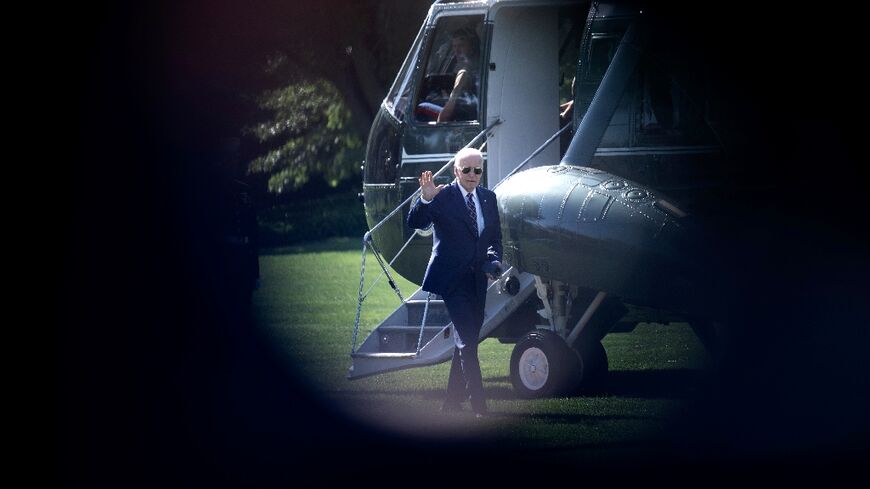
top-left (436, 69), bottom-right (469, 123)
top-left (407, 170), bottom-right (444, 230)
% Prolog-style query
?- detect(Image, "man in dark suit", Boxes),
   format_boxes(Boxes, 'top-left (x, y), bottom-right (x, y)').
top-left (407, 147), bottom-right (502, 417)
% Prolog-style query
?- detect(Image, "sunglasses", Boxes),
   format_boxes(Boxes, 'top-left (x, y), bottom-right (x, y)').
top-left (460, 166), bottom-right (483, 175)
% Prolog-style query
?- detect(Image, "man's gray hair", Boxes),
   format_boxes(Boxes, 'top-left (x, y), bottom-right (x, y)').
top-left (454, 147), bottom-right (483, 167)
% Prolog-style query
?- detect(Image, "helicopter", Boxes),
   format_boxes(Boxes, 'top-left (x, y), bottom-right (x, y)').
top-left (348, 0), bottom-right (817, 397)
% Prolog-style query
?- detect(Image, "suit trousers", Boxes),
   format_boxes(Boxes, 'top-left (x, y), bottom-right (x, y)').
top-left (442, 269), bottom-right (487, 413)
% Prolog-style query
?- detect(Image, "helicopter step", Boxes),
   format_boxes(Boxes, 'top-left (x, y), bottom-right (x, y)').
top-left (348, 267), bottom-right (537, 379)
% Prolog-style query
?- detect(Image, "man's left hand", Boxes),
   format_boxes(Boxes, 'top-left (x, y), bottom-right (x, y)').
top-left (485, 261), bottom-right (502, 280)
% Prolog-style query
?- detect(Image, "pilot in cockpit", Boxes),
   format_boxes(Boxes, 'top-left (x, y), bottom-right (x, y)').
top-left (436, 27), bottom-right (481, 122)
top-left (416, 25), bottom-right (481, 123)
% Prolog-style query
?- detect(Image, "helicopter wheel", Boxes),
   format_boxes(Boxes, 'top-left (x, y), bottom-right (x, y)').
top-left (567, 339), bottom-right (609, 394)
top-left (510, 329), bottom-right (576, 399)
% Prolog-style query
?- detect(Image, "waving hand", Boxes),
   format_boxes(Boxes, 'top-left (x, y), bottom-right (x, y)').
top-left (419, 171), bottom-right (445, 201)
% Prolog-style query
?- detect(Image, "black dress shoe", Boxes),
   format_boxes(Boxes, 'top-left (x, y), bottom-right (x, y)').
top-left (471, 401), bottom-right (488, 418)
top-left (441, 401), bottom-right (463, 412)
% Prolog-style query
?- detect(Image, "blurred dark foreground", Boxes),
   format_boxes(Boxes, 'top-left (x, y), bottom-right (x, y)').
top-left (59, 2), bottom-right (869, 485)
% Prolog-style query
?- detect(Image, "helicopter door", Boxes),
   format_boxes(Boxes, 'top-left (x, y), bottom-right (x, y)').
top-left (362, 26), bottom-right (424, 270)
top-left (486, 6), bottom-right (561, 185)
top-left (401, 14), bottom-right (486, 189)
top-left (365, 23), bottom-right (424, 190)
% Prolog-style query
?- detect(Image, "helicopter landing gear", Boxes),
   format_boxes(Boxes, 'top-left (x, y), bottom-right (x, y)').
top-left (509, 329), bottom-right (609, 398)
top-left (568, 338), bottom-right (608, 394)
top-left (510, 329), bottom-right (575, 398)
top-left (508, 280), bottom-right (621, 399)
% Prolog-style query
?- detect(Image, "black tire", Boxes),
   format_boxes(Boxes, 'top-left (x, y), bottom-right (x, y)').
top-left (568, 339), bottom-right (609, 394)
top-left (510, 330), bottom-right (575, 399)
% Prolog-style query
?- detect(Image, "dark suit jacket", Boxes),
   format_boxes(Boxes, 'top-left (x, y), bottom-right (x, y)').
top-left (407, 181), bottom-right (502, 297)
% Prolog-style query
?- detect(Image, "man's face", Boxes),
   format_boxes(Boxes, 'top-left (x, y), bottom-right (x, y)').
top-left (454, 153), bottom-right (483, 192)
top-left (452, 38), bottom-right (472, 64)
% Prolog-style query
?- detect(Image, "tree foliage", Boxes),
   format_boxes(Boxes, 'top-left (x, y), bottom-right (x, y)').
top-left (246, 78), bottom-right (362, 195)
top-left (242, 0), bottom-right (431, 196)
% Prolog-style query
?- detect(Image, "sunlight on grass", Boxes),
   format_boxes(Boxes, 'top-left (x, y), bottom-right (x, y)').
top-left (252, 237), bottom-right (710, 451)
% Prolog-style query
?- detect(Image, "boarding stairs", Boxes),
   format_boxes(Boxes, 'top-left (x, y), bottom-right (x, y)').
top-left (348, 268), bottom-right (536, 379)
top-left (348, 121), bottom-right (571, 380)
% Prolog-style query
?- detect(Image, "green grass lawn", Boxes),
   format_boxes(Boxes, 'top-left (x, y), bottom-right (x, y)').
top-left (252, 237), bottom-right (711, 456)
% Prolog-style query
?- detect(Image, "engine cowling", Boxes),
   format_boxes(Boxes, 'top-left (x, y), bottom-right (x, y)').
top-left (496, 164), bottom-right (706, 315)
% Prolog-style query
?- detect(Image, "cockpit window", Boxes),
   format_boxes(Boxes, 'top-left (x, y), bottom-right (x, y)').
top-left (577, 27), bottom-right (719, 149)
top-left (633, 55), bottom-right (718, 146)
top-left (385, 29), bottom-right (423, 120)
top-left (413, 15), bottom-right (484, 124)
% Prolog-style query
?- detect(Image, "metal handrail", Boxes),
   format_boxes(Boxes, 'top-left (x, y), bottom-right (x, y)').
top-left (361, 229), bottom-right (418, 300)
top-left (415, 292), bottom-right (432, 355)
top-left (350, 239), bottom-right (368, 353)
top-left (492, 123), bottom-right (572, 191)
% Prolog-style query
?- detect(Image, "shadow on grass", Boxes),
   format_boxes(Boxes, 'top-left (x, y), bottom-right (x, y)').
top-left (597, 369), bottom-right (706, 399)
top-left (337, 369), bottom-right (704, 403)
top-left (483, 370), bottom-right (706, 400)
top-left (334, 389), bottom-right (660, 421)
top-left (482, 412), bottom-right (659, 422)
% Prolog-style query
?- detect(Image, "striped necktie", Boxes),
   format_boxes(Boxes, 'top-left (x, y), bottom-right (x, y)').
top-left (466, 192), bottom-right (478, 236)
